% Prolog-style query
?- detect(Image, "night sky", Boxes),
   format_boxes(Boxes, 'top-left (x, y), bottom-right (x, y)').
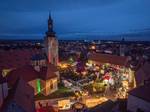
top-left (0, 0), bottom-right (150, 40)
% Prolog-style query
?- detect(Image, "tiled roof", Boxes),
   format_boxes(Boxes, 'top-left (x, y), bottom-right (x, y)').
top-left (128, 83), bottom-right (150, 102)
top-left (13, 77), bottom-right (35, 112)
top-left (0, 49), bottom-right (57, 86)
top-left (31, 54), bottom-right (46, 61)
top-left (1, 77), bottom-right (35, 112)
top-left (89, 100), bottom-right (116, 112)
top-left (6, 64), bottom-right (57, 86)
top-left (0, 49), bottom-right (41, 70)
top-left (89, 53), bottom-right (129, 67)
top-left (39, 63), bottom-right (57, 80)
top-left (6, 65), bottom-right (38, 86)
top-left (135, 62), bottom-right (150, 85)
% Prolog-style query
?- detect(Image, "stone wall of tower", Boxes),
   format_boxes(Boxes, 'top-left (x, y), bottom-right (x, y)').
top-left (44, 13), bottom-right (59, 66)
top-left (40, 78), bottom-right (58, 96)
top-left (46, 36), bottom-right (58, 66)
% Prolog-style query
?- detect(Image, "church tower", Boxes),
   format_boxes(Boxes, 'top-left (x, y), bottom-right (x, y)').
top-left (45, 13), bottom-right (58, 66)
top-left (120, 37), bottom-right (126, 56)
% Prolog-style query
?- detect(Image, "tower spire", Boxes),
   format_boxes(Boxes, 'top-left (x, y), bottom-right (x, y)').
top-left (47, 12), bottom-right (54, 33)
top-left (44, 13), bottom-right (58, 66)
top-left (48, 11), bottom-right (52, 21)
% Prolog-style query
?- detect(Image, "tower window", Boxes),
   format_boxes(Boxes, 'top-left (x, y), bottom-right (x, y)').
top-left (50, 80), bottom-right (53, 89)
top-left (53, 58), bottom-right (55, 64)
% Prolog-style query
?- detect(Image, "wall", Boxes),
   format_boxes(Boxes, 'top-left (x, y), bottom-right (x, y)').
top-left (55, 71), bottom-right (60, 80)
top-left (28, 78), bottom-right (58, 96)
top-left (45, 78), bottom-right (58, 96)
top-left (28, 79), bottom-right (37, 95)
top-left (47, 37), bottom-right (58, 66)
top-left (127, 94), bottom-right (150, 112)
top-left (40, 79), bottom-right (46, 95)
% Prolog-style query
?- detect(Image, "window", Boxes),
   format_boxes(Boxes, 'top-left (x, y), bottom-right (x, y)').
top-left (50, 80), bottom-right (53, 90)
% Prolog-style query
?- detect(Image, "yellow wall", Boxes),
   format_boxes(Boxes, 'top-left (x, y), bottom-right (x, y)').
top-left (28, 77), bottom-right (58, 96)
top-left (28, 79), bottom-right (37, 95)
top-left (45, 78), bottom-right (58, 96)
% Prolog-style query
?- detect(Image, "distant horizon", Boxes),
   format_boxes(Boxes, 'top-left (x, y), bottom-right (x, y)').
top-left (0, 30), bottom-right (150, 41)
top-left (0, 37), bottom-right (150, 42)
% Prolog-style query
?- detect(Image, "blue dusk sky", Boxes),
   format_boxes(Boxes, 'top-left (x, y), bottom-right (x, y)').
top-left (0, 0), bottom-right (150, 40)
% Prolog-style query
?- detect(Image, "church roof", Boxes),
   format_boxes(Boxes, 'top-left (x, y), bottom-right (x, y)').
top-left (1, 77), bottom-right (35, 112)
top-left (6, 65), bottom-right (38, 86)
top-left (6, 64), bottom-right (57, 86)
top-left (0, 49), bottom-right (41, 70)
top-left (39, 63), bottom-right (58, 80)
top-left (31, 53), bottom-right (46, 61)
top-left (13, 77), bottom-right (35, 112)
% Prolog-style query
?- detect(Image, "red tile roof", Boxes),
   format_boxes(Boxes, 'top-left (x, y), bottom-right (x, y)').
top-left (13, 77), bottom-right (35, 112)
top-left (0, 49), bottom-right (57, 86)
top-left (6, 65), bottom-right (38, 86)
top-left (89, 53), bottom-right (129, 67)
top-left (6, 64), bottom-right (57, 86)
top-left (39, 63), bottom-right (58, 80)
top-left (0, 49), bottom-right (41, 70)
top-left (1, 77), bottom-right (35, 112)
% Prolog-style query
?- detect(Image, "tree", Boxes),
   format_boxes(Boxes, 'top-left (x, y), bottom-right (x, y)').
top-left (93, 79), bottom-right (105, 93)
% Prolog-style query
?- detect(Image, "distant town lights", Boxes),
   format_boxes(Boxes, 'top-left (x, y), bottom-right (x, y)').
top-left (58, 63), bottom-right (68, 69)
top-left (91, 45), bottom-right (96, 50)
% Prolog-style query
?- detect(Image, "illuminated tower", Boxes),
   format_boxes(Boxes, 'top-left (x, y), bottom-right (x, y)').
top-left (45, 13), bottom-right (58, 66)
